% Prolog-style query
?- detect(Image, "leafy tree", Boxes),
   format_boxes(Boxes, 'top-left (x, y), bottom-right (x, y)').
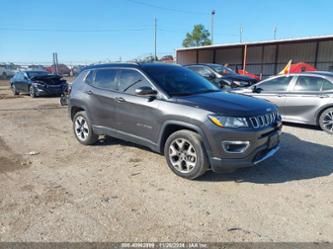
top-left (182, 24), bottom-right (212, 47)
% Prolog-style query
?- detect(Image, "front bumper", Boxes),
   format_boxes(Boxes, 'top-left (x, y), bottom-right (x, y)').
top-left (207, 124), bottom-right (282, 173)
top-left (34, 86), bottom-right (65, 96)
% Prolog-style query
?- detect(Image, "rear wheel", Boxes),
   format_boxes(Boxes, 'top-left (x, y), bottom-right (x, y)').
top-left (73, 111), bottom-right (98, 145)
top-left (164, 130), bottom-right (209, 180)
top-left (319, 107), bottom-right (333, 134)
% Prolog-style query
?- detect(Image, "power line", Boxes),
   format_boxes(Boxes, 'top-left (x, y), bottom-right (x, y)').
top-left (0, 27), bottom-right (151, 33)
top-left (126, 0), bottom-right (209, 15)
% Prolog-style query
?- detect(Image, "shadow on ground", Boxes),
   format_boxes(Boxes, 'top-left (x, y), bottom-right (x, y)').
top-left (199, 132), bottom-right (333, 184)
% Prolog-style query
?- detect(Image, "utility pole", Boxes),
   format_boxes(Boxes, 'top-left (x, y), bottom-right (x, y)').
top-left (273, 26), bottom-right (277, 40)
top-left (240, 26), bottom-right (243, 43)
top-left (211, 10), bottom-right (216, 44)
top-left (154, 17), bottom-right (157, 61)
top-left (52, 52), bottom-right (59, 74)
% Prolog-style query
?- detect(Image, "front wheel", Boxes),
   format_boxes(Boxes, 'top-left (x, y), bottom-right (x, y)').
top-left (164, 130), bottom-right (209, 180)
top-left (29, 86), bottom-right (36, 98)
top-left (73, 111), bottom-right (98, 145)
top-left (11, 84), bottom-right (19, 95)
top-left (319, 108), bottom-right (333, 134)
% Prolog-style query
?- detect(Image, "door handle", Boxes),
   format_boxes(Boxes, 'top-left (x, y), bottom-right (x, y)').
top-left (320, 95), bottom-right (329, 98)
top-left (115, 97), bottom-right (126, 103)
top-left (84, 90), bottom-right (94, 95)
top-left (277, 94), bottom-right (286, 97)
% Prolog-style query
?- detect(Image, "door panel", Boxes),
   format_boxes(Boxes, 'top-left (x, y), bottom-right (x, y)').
top-left (83, 68), bottom-right (119, 128)
top-left (84, 85), bottom-right (118, 128)
top-left (282, 92), bottom-right (321, 124)
top-left (283, 76), bottom-right (326, 124)
top-left (114, 93), bottom-right (162, 143)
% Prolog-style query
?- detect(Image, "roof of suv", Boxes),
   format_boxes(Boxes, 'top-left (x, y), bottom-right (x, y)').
top-left (82, 63), bottom-right (181, 71)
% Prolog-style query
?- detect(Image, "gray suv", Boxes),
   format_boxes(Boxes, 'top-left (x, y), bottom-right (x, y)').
top-left (69, 63), bottom-right (282, 179)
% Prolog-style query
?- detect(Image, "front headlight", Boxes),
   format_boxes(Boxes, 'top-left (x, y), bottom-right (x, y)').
top-left (208, 115), bottom-right (249, 128)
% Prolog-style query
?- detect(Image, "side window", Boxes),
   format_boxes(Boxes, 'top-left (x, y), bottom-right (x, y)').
top-left (84, 70), bottom-right (95, 85)
top-left (91, 69), bottom-right (118, 90)
top-left (258, 76), bottom-right (292, 92)
top-left (118, 69), bottom-right (152, 95)
top-left (321, 79), bottom-right (333, 91)
top-left (294, 76), bottom-right (323, 92)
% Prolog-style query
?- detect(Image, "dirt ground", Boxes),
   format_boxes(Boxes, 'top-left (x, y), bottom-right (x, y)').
top-left (0, 79), bottom-right (332, 242)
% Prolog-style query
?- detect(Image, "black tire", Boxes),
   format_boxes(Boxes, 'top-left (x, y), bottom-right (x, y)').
top-left (60, 94), bottom-right (68, 106)
top-left (29, 86), bottom-right (36, 98)
top-left (11, 84), bottom-right (19, 95)
top-left (73, 111), bottom-right (98, 145)
top-left (164, 130), bottom-right (209, 180)
top-left (319, 107), bottom-right (333, 134)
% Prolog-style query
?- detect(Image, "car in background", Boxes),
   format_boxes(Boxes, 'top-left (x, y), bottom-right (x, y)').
top-left (10, 71), bottom-right (68, 98)
top-left (159, 55), bottom-right (174, 64)
top-left (184, 64), bottom-right (258, 88)
top-left (0, 63), bottom-right (18, 79)
top-left (46, 64), bottom-right (71, 76)
top-left (232, 72), bottom-right (333, 134)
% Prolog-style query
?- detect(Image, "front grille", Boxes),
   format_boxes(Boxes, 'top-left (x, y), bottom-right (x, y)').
top-left (249, 112), bottom-right (277, 129)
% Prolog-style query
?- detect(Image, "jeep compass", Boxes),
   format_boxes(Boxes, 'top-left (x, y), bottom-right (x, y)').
top-left (69, 63), bottom-right (282, 179)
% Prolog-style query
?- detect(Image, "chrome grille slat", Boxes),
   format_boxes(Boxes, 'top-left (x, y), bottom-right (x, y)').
top-left (249, 112), bottom-right (277, 129)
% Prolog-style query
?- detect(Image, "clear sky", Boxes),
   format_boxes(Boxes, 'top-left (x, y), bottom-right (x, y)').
top-left (0, 0), bottom-right (332, 65)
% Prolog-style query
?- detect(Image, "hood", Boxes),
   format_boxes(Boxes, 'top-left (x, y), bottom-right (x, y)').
top-left (175, 91), bottom-right (276, 116)
top-left (31, 74), bottom-right (66, 85)
top-left (31, 74), bottom-right (62, 81)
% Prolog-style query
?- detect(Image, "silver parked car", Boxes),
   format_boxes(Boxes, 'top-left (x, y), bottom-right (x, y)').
top-left (233, 72), bottom-right (333, 134)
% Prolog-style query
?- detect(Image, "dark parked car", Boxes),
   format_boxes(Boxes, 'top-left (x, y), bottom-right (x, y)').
top-left (69, 63), bottom-right (282, 179)
top-left (10, 71), bottom-right (68, 97)
top-left (184, 64), bottom-right (258, 88)
top-left (233, 72), bottom-right (333, 134)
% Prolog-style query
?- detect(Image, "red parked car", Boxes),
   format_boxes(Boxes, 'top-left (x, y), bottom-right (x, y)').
top-left (46, 64), bottom-right (71, 76)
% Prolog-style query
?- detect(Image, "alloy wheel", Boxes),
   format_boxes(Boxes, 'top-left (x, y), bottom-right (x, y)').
top-left (74, 116), bottom-right (89, 141)
top-left (322, 111), bottom-right (333, 133)
top-left (168, 138), bottom-right (197, 173)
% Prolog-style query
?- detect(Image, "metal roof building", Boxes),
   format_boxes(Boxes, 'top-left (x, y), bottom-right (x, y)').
top-left (176, 35), bottom-right (333, 77)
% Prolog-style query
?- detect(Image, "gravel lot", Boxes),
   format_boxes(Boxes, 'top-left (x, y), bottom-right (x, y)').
top-left (0, 79), bottom-right (332, 242)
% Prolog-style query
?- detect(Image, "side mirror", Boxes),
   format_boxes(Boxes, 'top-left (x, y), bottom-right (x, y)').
top-left (252, 86), bottom-right (263, 93)
top-left (135, 86), bottom-right (158, 97)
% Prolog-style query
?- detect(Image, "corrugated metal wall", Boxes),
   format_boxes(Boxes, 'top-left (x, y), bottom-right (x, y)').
top-left (176, 38), bottom-right (333, 77)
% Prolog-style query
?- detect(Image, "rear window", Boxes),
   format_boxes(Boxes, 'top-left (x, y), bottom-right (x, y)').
top-left (85, 69), bottom-right (118, 90)
top-left (294, 76), bottom-right (323, 92)
top-left (322, 79), bottom-right (333, 91)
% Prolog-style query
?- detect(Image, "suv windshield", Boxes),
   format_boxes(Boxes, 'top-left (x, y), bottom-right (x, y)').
top-left (143, 65), bottom-right (219, 96)
top-left (210, 65), bottom-right (235, 75)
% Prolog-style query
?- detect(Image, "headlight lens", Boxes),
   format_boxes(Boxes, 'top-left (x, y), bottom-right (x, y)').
top-left (208, 115), bottom-right (249, 128)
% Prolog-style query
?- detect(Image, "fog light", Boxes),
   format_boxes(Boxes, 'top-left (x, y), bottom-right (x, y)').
top-left (222, 141), bottom-right (250, 153)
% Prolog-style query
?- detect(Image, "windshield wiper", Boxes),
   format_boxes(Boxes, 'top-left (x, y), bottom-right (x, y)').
top-left (169, 92), bottom-right (195, 96)
top-left (195, 89), bottom-right (220, 94)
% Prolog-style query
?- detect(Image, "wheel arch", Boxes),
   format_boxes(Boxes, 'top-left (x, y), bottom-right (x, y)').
top-left (70, 106), bottom-right (85, 120)
top-left (316, 105), bottom-right (333, 125)
top-left (158, 121), bottom-right (212, 158)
